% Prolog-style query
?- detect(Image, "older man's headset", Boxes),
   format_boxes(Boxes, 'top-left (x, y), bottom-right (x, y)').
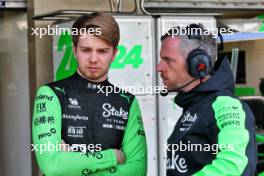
top-left (161, 24), bottom-right (220, 96)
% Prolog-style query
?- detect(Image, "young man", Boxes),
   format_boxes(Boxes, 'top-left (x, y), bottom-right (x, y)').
top-left (157, 24), bottom-right (257, 175)
top-left (32, 12), bottom-right (147, 176)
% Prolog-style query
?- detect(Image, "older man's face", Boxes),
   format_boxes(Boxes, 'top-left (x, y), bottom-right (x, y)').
top-left (157, 37), bottom-right (193, 91)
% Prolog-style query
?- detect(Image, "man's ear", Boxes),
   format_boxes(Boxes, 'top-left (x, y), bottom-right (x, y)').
top-left (111, 47), bottom-right (118, 61)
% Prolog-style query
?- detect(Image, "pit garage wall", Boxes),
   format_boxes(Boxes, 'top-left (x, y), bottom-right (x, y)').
top-left (0, 12), bottom-right (31, 176)
top-left (52, 15), bottom-right (216, 176)
top-left (224, 40), bottom-right (264, 95)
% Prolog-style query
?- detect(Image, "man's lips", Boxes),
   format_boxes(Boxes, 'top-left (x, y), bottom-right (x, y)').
top-left (161, 75), bottom-right (169, 85)
top-left (86, 66), bottom-right (100, 71)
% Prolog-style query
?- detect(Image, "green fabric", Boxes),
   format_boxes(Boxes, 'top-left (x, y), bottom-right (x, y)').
top-left (234, 87), bottom-right (255, 96)
top-left (257, 15), bottom-right (264, 32)
top-left (91, 98), bottom-right (148, 176)
top-left (32, 86), bottom-right (117, 176)
top-left (259, 171), bottom-right (264, 176)
top-left (193, 96), bottom-right (249, 176)
top-left (256, 134), bottom-right (264, 143)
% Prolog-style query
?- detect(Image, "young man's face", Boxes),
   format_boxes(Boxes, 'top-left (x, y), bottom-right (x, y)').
top-left (74, 34), bottom-right (117, 82)
top-left (157, 37), bottom-right (193, 90)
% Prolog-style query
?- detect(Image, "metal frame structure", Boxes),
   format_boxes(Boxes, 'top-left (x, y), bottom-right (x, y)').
top-left (31, 0), bottom-right (264, 21)
top-left (143, 0), bottom-right (264, 11)
top-left (0, 0), bottom-right (26, 9)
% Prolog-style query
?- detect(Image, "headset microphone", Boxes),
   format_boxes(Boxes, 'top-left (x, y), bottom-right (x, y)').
top-left (160, 78), bottom-right (198, 96)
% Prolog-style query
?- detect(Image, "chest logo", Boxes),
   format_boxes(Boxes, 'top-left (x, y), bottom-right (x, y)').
top-left (167, 150), bottom-right (188, 173)
top-left (180, 111), bottom-right (198, 132)
top-left (67, 126), bottom-right (86, 138)
top-left (102, 103), bottom-right (128, 120)
top-left (181, 111), bottom-right (197, 123)
top-left (68, 98), bottom-right (81, 109)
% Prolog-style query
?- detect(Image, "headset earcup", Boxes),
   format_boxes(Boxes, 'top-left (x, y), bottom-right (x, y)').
top-left (187, 49), bottom-right (212, 78)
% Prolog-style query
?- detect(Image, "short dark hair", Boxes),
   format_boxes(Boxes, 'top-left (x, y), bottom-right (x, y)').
top-left (72, 12), bottom-right (120, 47)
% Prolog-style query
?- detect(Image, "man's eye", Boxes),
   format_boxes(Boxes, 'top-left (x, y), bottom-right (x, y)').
top-left (165, 59), bottom-right (171, 63)
top-left (81, 49), bottom-right (90, 52)
top-left (98, 50), bottom-right (108, 53)
top-left (167, 58), bottom-right (175, 63)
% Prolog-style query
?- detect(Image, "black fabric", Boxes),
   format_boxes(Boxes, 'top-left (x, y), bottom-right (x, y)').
top-left (46, 72), bottom-right (134, 150)
top-left (167, 58), bottom-right (257, 176)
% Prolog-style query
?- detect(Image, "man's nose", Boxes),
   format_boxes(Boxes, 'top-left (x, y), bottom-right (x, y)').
top-left (89, 51), bottom-right (98, 63)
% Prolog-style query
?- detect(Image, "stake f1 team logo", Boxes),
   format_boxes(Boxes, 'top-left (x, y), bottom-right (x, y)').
top-left (167, 150), bottom-right (188, 173)
top-left (102, 103), bottom-right (128, 120)
top-left (180, 111), bottom-right (198, 132)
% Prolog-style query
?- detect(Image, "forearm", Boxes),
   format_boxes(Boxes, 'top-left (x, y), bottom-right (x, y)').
top-left (34, 147), bottom-right (117, 176)
top-left (32, 86), bottom-right (118, 175)
top-left (91, 98), bottom-right (148, 176)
